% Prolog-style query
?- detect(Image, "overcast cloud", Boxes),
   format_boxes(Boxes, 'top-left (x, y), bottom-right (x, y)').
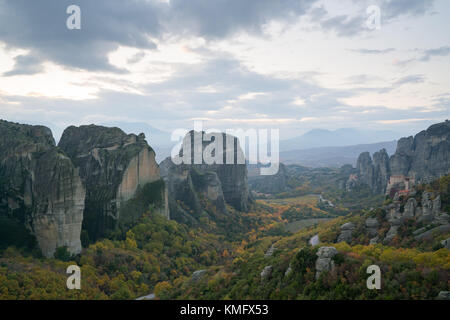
top-left (0, 0), bottom-right (449, 145)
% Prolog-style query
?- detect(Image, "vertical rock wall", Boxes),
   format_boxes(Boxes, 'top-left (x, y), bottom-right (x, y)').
top-left (59, 125), bottom-right (166, 241)
top-left (0, 120), bottom-right (85, 258)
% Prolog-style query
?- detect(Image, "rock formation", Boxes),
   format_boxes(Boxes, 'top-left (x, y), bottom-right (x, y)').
top-left (248, 163), bottom-right (288, 195)
top-left (59, 125), bottom-right (167, 241)
top-left (191, 270), bottom-right (207, 283)
top-left (437, 291), bottom-right (450, 300)
top-left (441, 238), bottom-right (450, 249)
top-left (365, 218), bottom-right (379, 237)
top-left (372, 149), bottom-right (391, 193)
top-left (390, 121), bottom-right (450, 182)
top-left (160, 158), bottom-right (227, 225)
top-left (264, 244), bottom-right (276, 258)
top-left (160, 131), bottom-right (253, 225)
top-left (355, 149), bottom-right (390, 193)
top-left (0, 120), bottom-right (85, 258)
top-left (383, 190), bottom-right (449, 243)
top-left (337, 222), bottom-right (355, 243)
top-left (260, 266), bottom-right (273, 281)
top-left (315, 246), bottom-right (338, 279)
top-left (351, 120), bottom-right (450, 194)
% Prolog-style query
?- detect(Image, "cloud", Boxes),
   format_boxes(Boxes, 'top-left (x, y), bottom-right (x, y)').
top-left (0, 0), bottom-right (448, 141)
top-left (3, 53), bottom-right (44, 76)
top-left (376, 118), bottom-right (436, 124)
top-left (317, 14), bottom-right (365, 37)
top-left (382, 0), bottom-right (435, 20)
top-left (420, 46), bottom-right (450, 61)
top-left (392, 74), bottom-right (426, 87)
top-left (394, 46), bottom-right (450, 66)
top-left (166, 0), bottom-right (318, 39)
top-left (310, 0), bottom-right (436, 38)
top-left (351, 48), bottom-right (395, 54)
top-left (0, 0), bottom-right (318, 73)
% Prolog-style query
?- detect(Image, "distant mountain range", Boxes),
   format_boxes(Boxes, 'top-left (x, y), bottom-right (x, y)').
top-left (280, 140), bottom-right (398, 167)
top-left (280, 128), bottom-right (400, 151)
top-left (100, 124), bottom-right (402, 166)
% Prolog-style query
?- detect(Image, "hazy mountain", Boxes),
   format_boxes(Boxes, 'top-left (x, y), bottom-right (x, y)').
top-left (280, 128), bottom-right (400, 151)
top-left (280, 140), bottom-right (397, 167)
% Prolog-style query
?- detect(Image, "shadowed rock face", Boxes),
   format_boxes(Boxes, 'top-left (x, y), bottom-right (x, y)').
top-left (0, 120), bottom-right (85, 258)
top-left (160, 131), bottom-right (252, 225)
top-left (59, 125), bottom-right (166, 241)
top-left (337, 222), bottom-right (355, 243)
top-left (352, 121), bottom-right (450, 194)
top-left (248, 163), bottom-right (288, 194)
top-left (390, 121), bottom-right (450, 182)
top-left (315, 246), bottom-right (338, 279)
top-left (356, 149), bottom-right (390, 193)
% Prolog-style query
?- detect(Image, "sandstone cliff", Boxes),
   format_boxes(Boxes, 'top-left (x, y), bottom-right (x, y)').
top-left (0, 120), bottom-right (85, 258)
top-left (59, 125), bottom-right (168, 241)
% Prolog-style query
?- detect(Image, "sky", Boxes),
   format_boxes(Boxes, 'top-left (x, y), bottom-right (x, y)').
top-left (0, 0), bottom-right (449, 144)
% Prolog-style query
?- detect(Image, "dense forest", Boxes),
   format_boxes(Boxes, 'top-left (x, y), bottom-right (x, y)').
top-left (1, 175), bottom-right (448, 300)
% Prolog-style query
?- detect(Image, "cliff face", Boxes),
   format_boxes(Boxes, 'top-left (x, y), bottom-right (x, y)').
top-left (0, 120), bottom-right (85, 258)
top-left (355, 149), bottom-right (390, 193)
top-left (160, 131), bottom-right (252, 225)
top-left (160, 159), bottom-right (227, 225)
top-left (352, 121), bottom-right (450, 194)
top-left (390, 121), bottom-right (450, 181)
top-left (372, 149), bottom-right (390, 193)
top-left (248, 163), bottom-right (288, 195)
top-left (58, 125), bottom-right (167, 241)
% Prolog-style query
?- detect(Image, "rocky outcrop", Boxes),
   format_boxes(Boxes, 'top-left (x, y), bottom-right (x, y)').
top-left (191, 270), bottom-right (207, 283)
top-left (372, 149), bottom-right (391, 193)
top-left (403, 198), bottom-right (417, 218)
top-left (390, 121), bottom-right (450, 182)
top-left (383, 189), bottom-right (449, 243)
top-left (384, 225), bottom-right (399, 243)
top-left (161, 157), bottom-right (227, 225)
top-left (351, 121), bottom-right (450, 194)
top-left (356, 152), bottom-right (374, 189)
top-left (369, 236), bottom-right (379, 244)
top-left (315, 246), bottom-right (338, 279)
top-left (284, 265), bottom-right (293, 277)
top-left (414, 224), bottom-right (450, 240)
top-left (264, 244), bottom-right (276, 258)
top-left (248, 163), bottom-right (288, 195)
top-left (59, 125), bottom-right (167, 241)
top-left (437, 291), bottom-right (450, 300)
top-left (365, 218), bottom-right (379, 237)
top-left (355, 149), bottom-right (390, 193)
top-left (0, 120), bottom-right (85, 258)
top-left (337, 222), bottom-right (355, 243)
top-left (414, 191), bottom-right (448, 225)
top-left (160, 131), bottom-right (253, 225)
top-left (389, 136), bottom-right (414, 177)
top-left (260, 266), bottom-right (273, 281)
top-left (441, 238), bottom-right (450, 249)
